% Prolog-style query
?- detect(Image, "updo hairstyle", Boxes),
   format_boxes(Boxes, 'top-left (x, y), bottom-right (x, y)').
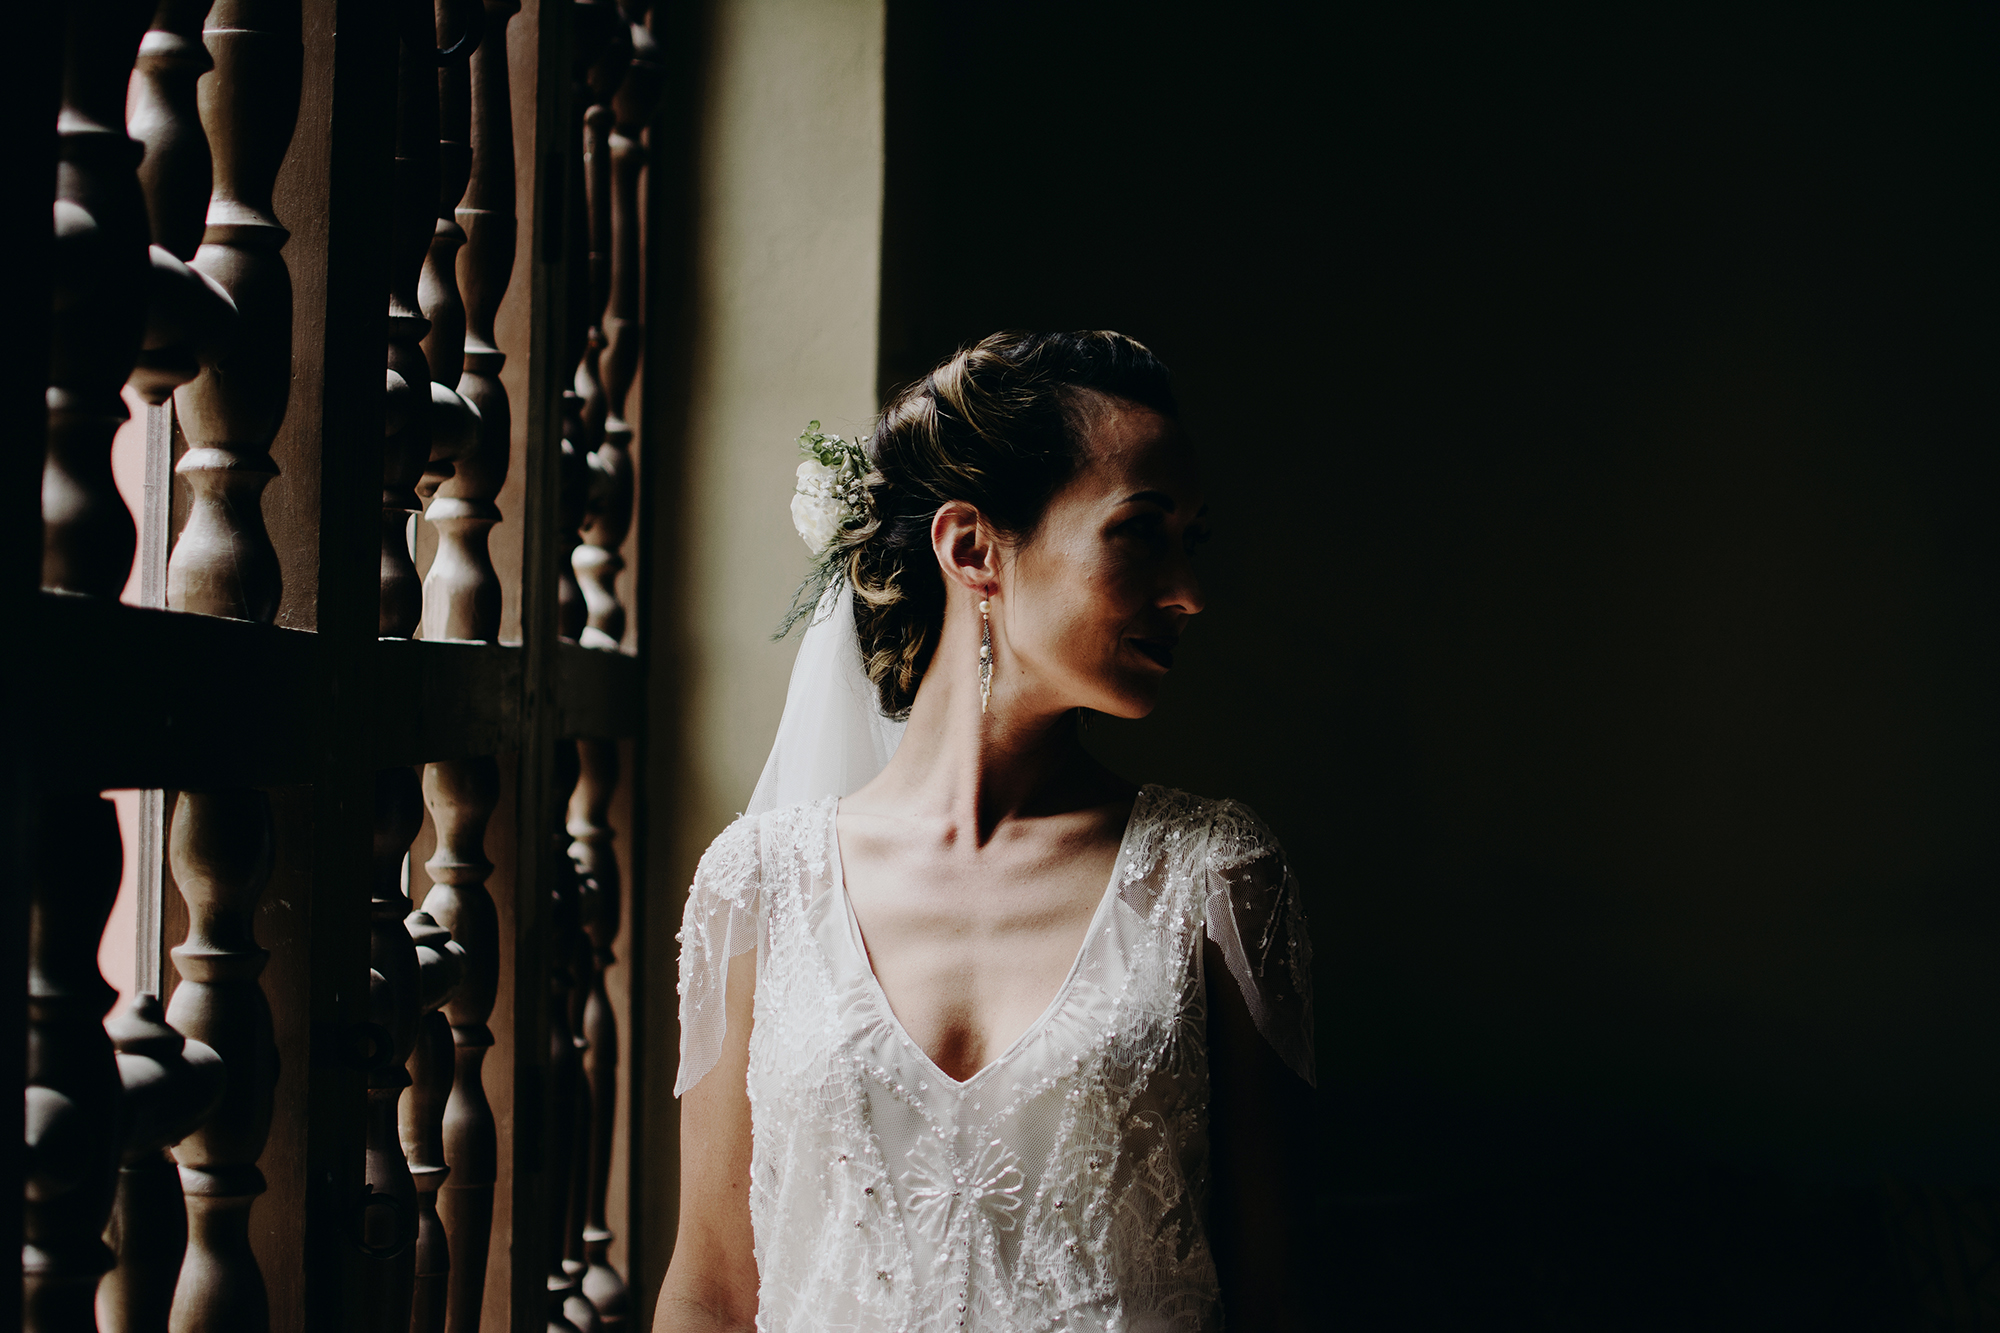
top-left (840, 330), bottom-right (1176, 718)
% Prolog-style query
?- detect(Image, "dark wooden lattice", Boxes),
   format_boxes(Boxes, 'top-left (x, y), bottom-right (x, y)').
top-left (16, 1), bottom-right (665, 1329)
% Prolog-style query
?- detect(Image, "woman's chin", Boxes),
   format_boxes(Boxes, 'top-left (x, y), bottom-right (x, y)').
top-left (1088, 676), bottom-right (1163, 721)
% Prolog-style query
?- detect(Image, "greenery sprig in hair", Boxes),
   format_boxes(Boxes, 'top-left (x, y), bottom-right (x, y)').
top-left (776, 421), bottom-right (873, 638)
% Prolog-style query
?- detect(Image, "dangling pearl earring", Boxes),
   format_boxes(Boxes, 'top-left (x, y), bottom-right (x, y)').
top-left (978, 594), bottom-right (993, 714)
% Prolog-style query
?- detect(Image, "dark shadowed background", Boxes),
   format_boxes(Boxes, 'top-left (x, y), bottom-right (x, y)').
top-left (879, 3), bottom-right (1997, 1326)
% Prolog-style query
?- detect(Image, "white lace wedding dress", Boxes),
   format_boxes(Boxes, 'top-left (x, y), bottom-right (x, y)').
top-left (675, 785), bottom-right (1315, 1332)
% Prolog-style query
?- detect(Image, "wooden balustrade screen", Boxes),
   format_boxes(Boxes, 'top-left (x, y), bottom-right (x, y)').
top-left (10, 1), bottom-right (674, 1330)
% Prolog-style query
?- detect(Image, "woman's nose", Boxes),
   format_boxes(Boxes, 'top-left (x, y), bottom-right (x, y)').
top-left (1164, 555), bottom-right (1205, 617)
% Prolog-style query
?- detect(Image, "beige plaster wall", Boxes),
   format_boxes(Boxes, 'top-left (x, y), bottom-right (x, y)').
top-left (635, 0), bottom-right (885, 1297)
top-left (678, 0), bottom-right (885, 845)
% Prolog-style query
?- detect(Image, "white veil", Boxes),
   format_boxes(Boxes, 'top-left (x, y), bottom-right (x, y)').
top-left (745, 578), bottom-right (906, 816)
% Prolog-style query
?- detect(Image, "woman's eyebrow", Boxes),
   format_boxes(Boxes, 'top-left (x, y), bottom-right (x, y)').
top-left (1121, 491), bottom-right (1210, 519)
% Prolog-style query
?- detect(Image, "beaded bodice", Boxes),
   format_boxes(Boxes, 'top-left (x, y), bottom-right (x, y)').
top-left (675, 786), bottom-right (1314, 1333)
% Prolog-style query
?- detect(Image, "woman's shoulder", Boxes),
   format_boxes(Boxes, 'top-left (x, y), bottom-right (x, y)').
top-left (692, 796), bottom-right (838, 894)
top-left (1129, 784), bottom-right (1289, 877)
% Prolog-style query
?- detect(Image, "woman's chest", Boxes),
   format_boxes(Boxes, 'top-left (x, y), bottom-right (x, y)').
top-left (738, 808), bottom-right (1226, 1330)
top-left (748, 872), bottom-right (1209, 1152)
top-left (835, 829), bottom-right (1127, 1083)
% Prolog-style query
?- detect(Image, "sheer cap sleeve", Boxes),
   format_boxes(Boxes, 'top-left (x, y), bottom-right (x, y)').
top-left (674, 813), bottom-right (764, 1097)
top-left (1202, 799), bottom-right (1316, 1085)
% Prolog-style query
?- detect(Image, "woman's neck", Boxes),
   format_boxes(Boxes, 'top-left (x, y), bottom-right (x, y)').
top-left (863, 631), bottom-right (1106, 842)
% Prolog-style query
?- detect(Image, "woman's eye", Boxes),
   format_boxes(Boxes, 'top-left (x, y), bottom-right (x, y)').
top-left (1183, 526), bottom-right (1211, 556)
top-left (1118, 514), bottom-right (1166, 541)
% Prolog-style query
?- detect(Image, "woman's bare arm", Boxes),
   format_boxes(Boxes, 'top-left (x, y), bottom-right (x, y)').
top-left (1204, 936), bottom-right (1315, 1330)
top-left (653, 951), bottom-right (760, 1333)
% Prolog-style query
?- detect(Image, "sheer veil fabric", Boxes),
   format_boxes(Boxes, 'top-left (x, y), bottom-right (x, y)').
top-left (746, 579), bottom-right (906, 818)
top-left (676, 578), bottom-right (1316, 1331)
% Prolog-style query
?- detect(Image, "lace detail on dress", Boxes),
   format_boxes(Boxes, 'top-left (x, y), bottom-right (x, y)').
top-left (1202, 800), bottom-right (1317, 1085)
top-left (674, 813), bottom-right (764, 1097)
top-left (675, 786), bottom-right (1316, 1331)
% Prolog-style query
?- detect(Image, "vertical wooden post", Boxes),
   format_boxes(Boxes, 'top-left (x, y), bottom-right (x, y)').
top-left (2, 10), bottom-right (65, 1322)
top-left (544, 744), bottom-right (589, 1333)
top-left (128, 0), bottom-right (238, 416)
top-left (517, 0), bottom-right (580, 1323)
top-left (421, 758), bottom-right (501, 1333)
top-left (595, 2), bottom-right (658, 488)
top-left (121, 0), bottom-right (202, 1211)
top-left (568, 739), bottom-right (626, 1327)
top-left (548, 16), bottom-right (621, 1325)
top-left (418, 3), bottom-right (518, 1328)
top-left (166, 788), bottom-right (278, 1333)
top-left (166, 0), bottom-right (300, 623)
top-left (558, 2), bottom-right (621, 647)
top-left (417, 2), bottom-right (486, 559)
top-left (382, 0), bottom-right (440, 638)
top-left (401, 909), bottom-right (465, 1333)
top-left (23, 795), bottom-right (125, 1333)
top-left (429, 0), bottom-right (519, 647)
top-left (35, 12), bottom-right (152, 1332)
top-left (128, 5), bottom-right (237, 414)
top-left (127, 0), bottom-right (214, 264)
top-left (572, 11), bottom-right (658, 1318)
top-left (145, 7), bottom-right (301, 1331)
top-left (361, 770), bottom-right (423, 1328)
top-left (297, 0), bottom-right (399, 1324)
top-left (576, 3), bottom-right (653, 656)
top-left (43, 0), bottom-right (154, 599)
top-left (99, 995), bottom-right (223, 1333)
top-left (116, 27), bottom-right (233, 1312)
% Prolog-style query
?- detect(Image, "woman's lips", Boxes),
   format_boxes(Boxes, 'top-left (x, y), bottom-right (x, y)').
top-left (1130, 637), bottom-right (1176, 670)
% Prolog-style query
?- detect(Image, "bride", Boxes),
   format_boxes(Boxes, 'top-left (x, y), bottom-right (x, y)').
top-left (654, 331), bottom-right (1315, 1332)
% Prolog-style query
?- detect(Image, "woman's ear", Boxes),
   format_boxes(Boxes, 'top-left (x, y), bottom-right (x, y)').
top-left (931, 500), bottom-right (999, 595)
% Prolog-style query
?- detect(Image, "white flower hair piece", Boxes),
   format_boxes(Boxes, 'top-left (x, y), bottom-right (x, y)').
top-left (789, 420), bottom-right (871, 555)
top-left (775, 421), bottom-right (873, 640)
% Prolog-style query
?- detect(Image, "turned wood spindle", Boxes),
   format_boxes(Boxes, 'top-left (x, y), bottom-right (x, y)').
top-left (576, 9), bottom-right (660, 652)
top-left (595, 3), bottom-right (658, 459)
top-left (421, 757), bottom-right (501, 1333)
top-left (575, 6), bottom-right (661, 653)
top-left (401, 911), bottom-right (466, 1333)
top-left (103, 0), bottom-right (228, 1252)
top-left (556, 1), bottom-right (623, 645)
top-left (571, 23), bottom-right (624, 459)
top-left (166, 788), bottom-right (280, 1333)
top-left (562, 849), bottom-right (599, 1333)
top-left (568, 739), bottom-right (628, 1326)
top-left (545, 744), bottom-right (593, 1333)
top-left (388, 8), bottom-right (485, 1330)
top-left (568, 4), bottom-right (629, 648)
top-left (428, 0), bottom-right (519, 646)
top-left (44, 0), bottom-right (155, 599)
top-left (556, 415), bottom-right (591, 643)
top-left (98, 995), bottom-right (223, 1333)
top-left (23, 795), bottom-right (125, 1333)
top-left (165, 0), bottom-right (301, 623)
top-left (363, 769), bottom-right (425, 1329)
top-left (382, 0), bottom-right (443, 638)
top-left (126, 0), bottom-right (240, 412)
top-left (127, 0), bottom-right (213, 263)
top-left (417, 0), bottom-right (482, 396)
top-left (417, 11), bottom-right (517, 1328)
top-left (416, 0), bottom-right (485, 594)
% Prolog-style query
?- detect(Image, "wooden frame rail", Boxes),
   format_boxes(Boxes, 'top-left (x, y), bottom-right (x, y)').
top-left (30, 601), bottom-right (642, 789)
top-left (12, 1), bottom-right (670, 1330)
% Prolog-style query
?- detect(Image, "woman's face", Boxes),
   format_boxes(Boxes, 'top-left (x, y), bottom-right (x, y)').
top-left (998, 397), bottom-right (1208, 720)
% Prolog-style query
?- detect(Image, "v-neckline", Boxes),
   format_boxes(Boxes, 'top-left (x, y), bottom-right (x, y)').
top-left (829, 790), bottom-right (1148, 1092)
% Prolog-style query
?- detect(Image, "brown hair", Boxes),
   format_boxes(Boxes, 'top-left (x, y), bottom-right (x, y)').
top-left (836, 330), bottom-right (1176, 718)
